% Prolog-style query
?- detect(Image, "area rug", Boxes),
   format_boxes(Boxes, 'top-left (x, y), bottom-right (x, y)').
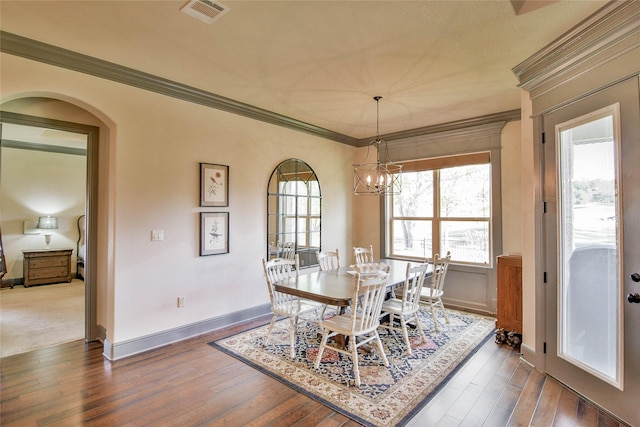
top-left (209, 308), bottom-right (495, 426)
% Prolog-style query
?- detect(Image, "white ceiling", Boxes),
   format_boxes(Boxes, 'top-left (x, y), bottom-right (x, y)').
top-left (0, 0), bottom-right (609, 141)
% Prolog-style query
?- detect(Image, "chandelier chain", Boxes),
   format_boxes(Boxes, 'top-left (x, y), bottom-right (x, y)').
top-left (375, 95), bottom-right (382, 138)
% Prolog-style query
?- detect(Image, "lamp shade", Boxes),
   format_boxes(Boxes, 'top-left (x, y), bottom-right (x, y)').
top-left (37, 216), bottom-right (58, 230)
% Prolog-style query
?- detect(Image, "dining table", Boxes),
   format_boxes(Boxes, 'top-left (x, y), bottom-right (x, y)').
top-left (273, 258), bottom-right (433, 311)
top-left (273, 258), bottom-right (433, 349)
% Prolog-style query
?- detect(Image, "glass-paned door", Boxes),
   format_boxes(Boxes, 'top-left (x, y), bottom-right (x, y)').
top-left (543, 76), bottom-right (640, 425)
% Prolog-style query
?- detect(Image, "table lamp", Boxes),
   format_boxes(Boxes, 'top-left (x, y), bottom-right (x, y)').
top-left (37, 216), bottom-right (58, 248)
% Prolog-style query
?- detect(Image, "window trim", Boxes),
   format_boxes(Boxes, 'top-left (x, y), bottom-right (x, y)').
top-left (387, 156), bottom-right (493, 266)
top-left (380, 122), bottom-right (505, 270)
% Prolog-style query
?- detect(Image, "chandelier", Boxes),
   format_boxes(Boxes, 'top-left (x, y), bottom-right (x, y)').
top-left (353, 96), bottom-right (402, 195)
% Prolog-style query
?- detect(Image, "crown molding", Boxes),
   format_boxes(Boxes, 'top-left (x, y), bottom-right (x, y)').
top-left (0, 31), bottom-right (359, 146)
top-left (512, 1), bottom-right (640, 92)
top-left (1, 31), bottom-right (521, 147)
top-left (362, 109), bottom-right (521, 147)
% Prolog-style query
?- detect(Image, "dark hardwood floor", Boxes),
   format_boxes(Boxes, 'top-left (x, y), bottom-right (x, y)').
top-left (0, 315), bottom-right (628, 426)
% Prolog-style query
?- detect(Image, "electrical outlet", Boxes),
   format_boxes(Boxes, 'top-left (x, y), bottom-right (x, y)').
top-left (177, 296), bottom-right (185, 307)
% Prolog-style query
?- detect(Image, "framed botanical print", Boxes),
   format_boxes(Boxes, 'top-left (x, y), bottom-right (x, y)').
top-left (200, 212), bottom-right (229, 256)
top-left (200, 163), bottom-right (229, 207)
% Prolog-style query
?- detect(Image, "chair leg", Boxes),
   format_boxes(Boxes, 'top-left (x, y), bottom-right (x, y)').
top-left (314, 330), bottom-right (329, 370)
top-left (430, 302), bottom-right (440, 333)
top-left (374, 331), bottom-right (389, 367)
top-left (264, 314), bottom-right (278, 347)
top-left (386, 313), bottom-right (396, 334)
top-left (438, 299), bottom-right (450, 324)
top-left (413, 312), bottom-right (428, 344)
top-left (289, 316), bottom-right (297, 359)
top-left (399, 316), bottom-right (412, 356)
top-left (351, 335), bottom-right (361, 387)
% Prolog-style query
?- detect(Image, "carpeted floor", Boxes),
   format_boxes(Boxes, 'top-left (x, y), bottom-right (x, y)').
top-left (0, 280), bottom-right (85, 358)
top-left (211, 308), bottom-right (495, 427)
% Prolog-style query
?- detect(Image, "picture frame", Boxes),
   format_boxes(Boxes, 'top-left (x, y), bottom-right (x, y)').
top-left (200, 212), bottom-right (229, 256)
top-left (200, 163), bottom-right (229, 207)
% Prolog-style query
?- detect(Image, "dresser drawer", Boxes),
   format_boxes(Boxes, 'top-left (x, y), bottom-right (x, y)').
top-left (27, 266), bottom-right (69, 281)
top-left (28, 257), bottom-right (70, 269)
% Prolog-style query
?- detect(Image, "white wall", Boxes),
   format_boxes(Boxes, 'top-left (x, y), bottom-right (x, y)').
top-left (1, 53), bottom-right (357, 346)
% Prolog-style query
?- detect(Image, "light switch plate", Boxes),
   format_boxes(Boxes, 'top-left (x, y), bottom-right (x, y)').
top-left (151, 230), bottom-right (164, 241)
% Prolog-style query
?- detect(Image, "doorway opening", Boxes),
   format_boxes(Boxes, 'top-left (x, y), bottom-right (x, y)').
top-left (1, 106), bottom-right (100, 353)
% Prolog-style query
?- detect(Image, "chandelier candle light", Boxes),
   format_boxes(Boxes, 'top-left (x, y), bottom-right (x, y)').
top-left (353, 96), bottom-right (402, 195)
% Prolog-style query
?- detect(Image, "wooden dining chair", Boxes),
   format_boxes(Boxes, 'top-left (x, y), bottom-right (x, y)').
top-left (353, 245), bottom-right (374, 265)
top-left (315, 249), bottom-right (340, 271)
top-left (314, 271), bottom-right (390, 387)
top-left (315, 249), bottom-right (341, 316)
top-left (262, 255), bottom-right (321, 359)
top-left (420, 251), bottom-right (452, 332)
top-left (379, 262), bottom-right (429, 356)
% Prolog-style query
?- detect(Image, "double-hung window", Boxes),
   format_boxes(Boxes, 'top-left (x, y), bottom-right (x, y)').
top-left (388, 152), bottom-right (492, 266)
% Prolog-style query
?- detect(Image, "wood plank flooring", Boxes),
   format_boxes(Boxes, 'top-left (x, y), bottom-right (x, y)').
top-left (0, 315), bottom-right (628, 426)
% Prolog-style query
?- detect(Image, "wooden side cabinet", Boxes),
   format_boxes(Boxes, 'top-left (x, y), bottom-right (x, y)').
top-left (496, 254), bottom-right (522, 333)
top-left (22, 248), bottom-right (73, 288)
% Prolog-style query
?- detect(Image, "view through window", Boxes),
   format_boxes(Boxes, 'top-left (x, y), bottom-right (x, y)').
top-left (558, 106), bottom-right (620, 385)
top-left (388, 153), bottom-right (492, 266)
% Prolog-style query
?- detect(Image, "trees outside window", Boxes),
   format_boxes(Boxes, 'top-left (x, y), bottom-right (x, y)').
top-left (388, 154), bottom-right (492, 266)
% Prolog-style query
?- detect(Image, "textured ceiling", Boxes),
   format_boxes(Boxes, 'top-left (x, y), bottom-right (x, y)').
top-left (0, 0), bottom-right (609, 140)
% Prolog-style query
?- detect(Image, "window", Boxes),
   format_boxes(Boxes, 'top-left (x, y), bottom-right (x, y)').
top-left (388, 152), bottom-right (492, 266)
top-left (557, 106), bottom-right (620, 384)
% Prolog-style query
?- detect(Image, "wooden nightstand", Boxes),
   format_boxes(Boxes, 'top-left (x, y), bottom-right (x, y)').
top-left (22, 248), bottom-right (73, 288)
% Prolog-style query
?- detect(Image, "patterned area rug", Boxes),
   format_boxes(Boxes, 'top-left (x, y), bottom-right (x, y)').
top-left (209, 308), bottom-right (495, 427)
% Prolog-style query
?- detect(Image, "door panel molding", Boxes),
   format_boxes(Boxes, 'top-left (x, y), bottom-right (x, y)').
top-left (541, 76), bottom-right (640, 426)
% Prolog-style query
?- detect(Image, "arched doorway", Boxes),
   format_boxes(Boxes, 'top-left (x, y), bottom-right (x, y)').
top-left (1, 98), bottom-right (101, 345)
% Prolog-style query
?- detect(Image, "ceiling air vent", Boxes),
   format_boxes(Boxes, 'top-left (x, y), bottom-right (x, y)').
top-left (180, 0), bottom-right (230, 24)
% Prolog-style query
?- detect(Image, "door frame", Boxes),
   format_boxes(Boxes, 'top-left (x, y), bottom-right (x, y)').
top-left (0, 111), bottom-right (100, 342)
top-left (540, 76), bottom-right (640, 426)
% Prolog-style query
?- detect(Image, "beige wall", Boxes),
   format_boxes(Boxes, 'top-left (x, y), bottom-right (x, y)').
top-left (1, 53), bottom-right (357, 345)
top-left (500, 121), bottom-right (523, 255)
top-left (1, 52), bottom-right (525, 352)
top-left (351, 187), bottom-right (381, 263)
top-left (519, 91), bottom-right (536, 351)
